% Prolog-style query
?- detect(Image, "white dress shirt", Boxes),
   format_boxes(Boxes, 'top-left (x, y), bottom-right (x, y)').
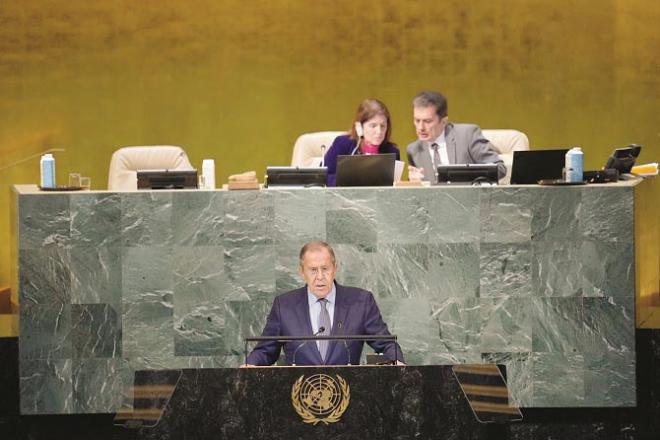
top-left (426, 131), bottom-right (449, 165)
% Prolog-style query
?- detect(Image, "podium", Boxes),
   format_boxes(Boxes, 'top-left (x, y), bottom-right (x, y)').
top-left (113, 365), bottom-right (521, 439)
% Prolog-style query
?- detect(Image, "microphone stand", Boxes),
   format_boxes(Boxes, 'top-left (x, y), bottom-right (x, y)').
top-left (319, 145), bottom-right (326, 167)
top-left (336, 321), bottom-right (351, 366)
top-left (292, 327), bottom-right (325, 366)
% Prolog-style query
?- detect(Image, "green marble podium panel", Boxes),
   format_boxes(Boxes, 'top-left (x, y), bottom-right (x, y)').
top-left (14, 184), bottom-right (636, 413)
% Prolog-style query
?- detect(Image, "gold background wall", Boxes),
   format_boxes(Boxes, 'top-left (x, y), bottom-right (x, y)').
top-left (1, 0), bottom-right (658, 289)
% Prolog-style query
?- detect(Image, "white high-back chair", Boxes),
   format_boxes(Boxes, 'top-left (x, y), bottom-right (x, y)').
top-left (108, 145), bottom-right (194, 191)
top-left (481, 129), bottom-right (530, 184)
top-left (290, 131), bottom-right (346, 167)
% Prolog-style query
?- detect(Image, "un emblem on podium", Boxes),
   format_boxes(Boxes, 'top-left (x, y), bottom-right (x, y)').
top-left (291, 374), bottom-right (350, 425)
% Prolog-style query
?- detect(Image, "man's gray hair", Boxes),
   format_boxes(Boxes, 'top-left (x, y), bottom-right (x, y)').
top-left (299, 240), bottom-right (336, 266)
top-left (413, 90), bottom-right (448, 118)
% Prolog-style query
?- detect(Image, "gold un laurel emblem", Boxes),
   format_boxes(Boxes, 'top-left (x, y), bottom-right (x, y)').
top-left (291, 374), bottom-right (350, 425)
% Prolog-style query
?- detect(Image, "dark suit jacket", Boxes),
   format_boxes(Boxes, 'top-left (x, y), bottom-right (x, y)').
top-left (324, 134), bottom-right (400, 186)
top-left (246, 283), bottom-right (404, 366)
top-left (406, 123), bottom-right (506, 183)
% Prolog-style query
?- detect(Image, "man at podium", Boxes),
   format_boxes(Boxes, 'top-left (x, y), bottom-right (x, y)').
top-left (246, 241), bottom-right (404, 366)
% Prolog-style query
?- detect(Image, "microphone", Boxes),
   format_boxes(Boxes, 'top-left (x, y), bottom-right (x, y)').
top-left (292, 326), bottom-right (325, 366)
top-left (336, 321), bottom-right (351, 366)
top-left (319, 145), bottom-right (326, 167)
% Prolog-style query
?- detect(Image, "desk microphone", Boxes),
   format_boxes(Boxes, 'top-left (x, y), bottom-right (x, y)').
top-left (319, 145), bottom-right (326, 167)
top-left (336, 321), bottom-right (351, 366)
top-left (292, 327), bottom-right (325, 366)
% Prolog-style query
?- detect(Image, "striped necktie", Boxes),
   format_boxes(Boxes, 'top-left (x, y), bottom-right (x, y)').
top-left (318, 298), bottom-right (331, 361)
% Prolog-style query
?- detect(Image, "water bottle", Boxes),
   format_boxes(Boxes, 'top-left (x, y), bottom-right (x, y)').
top-left (202, 159), bottom-right (215, 189)
top-left (565, 147), bottom-right (583, 183)
top-left (40, 153), bottom-right (56, 188)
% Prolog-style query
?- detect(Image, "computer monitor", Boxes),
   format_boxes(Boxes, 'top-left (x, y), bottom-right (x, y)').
top-left (436, 164), bottom-right (499, 185)
top-left (137, 169), bottom-right (198, 190)
top-left (336, 153), bottom-right (395, 187)
top-left (605, 144), bottom-right (642, 174)
top-left (265, 166), bottom-right (327, 188)
top-left (510, 149), bottom-right (570, 185)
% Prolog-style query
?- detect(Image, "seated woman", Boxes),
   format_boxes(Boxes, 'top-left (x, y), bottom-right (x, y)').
top-left (324, 99), bottom-right (400, 186)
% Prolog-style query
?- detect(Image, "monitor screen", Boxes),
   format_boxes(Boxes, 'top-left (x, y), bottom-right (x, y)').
top-left (436, 164), bottom-right (499, 185)
top-left (510, 149), bottom-right (570, 185)
top-left (336, 153), bottom-right (395, 187)
top-left (137, 169), bottom-right (198, 190)
top-left (266, 166), bottom-right (327, 188)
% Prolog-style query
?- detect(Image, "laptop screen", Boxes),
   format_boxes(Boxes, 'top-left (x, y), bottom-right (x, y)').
top-left (336, 154), bottom-right (395, 187)
top-left (510, 149), bottom-right (570, 184)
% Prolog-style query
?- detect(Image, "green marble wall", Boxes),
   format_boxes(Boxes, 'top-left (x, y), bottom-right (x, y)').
top-left (17, 185), bottom-right (635, 413)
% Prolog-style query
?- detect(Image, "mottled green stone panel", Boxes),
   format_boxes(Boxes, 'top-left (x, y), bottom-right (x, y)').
top-left (72, 359), bottom-right (130, 413)
top-left (224, 244), bottom-right (276, 298)
top-left (172, 191), bottom-right (225, 246)
top-left (20, 359), bottom-right (73, 415)
top-left (19, 247), bottom-right (71, 307)
top-left (222, 191), bottom-right (274, 247)
top-left (580, 187), bottom-right (633, 243)
top-left (429, 297), bottom-right (481, 353)
top-left (275, 244), bottom-right (305, 293)
top-left (121, 192), bottom-right (174, 247)
top-left (173, 246), bottom-right (235, 356)
top-left (122, 300), bottom-right (175, 367)
top-left (427, 243), bottom-right (480, 298)
top-left (19, 303), bottom-right (72, 360)
top-left (69, 245), bottom-right (122, 304)
top-left (122, 246), bottom-right (173, 303)
top-left (426, 188), bottom-right (480, 243)
top-left (583, 351), bottom-right (636, 407)
top-left (224, 296), bottom-right (277, 358)
top-left (332, 244), bottom-right (379, 294)
top-left (532, 353), bottom-right (585, 407)
top-left (70, 193), bottom-right (121, 247)
top-left (531, 298), bottom-right (584, 353)
top-left (70, 304), bottom-right (122, 359)
top-left (122, 247), bottom-right (175, 363)
top-left (18, 194), bottom-right (70, 250)
top-left (479, 298), bottom-right (532, 353)
top-left (580, 241), bottom-right (634, 298)
top-left (374, 243), bottom-right (430, 299)
top-left (480, 188), bottom-right (532, 243)
top-left (582, 296), bottom-right (635, 353)
top-left (479, 243), bottom-right (532, 298)
top-left (531, 187), bottom-right (581, 242)
top-left (272, 189), bottom-right (327, 246)
top-left (376, 188), bottom-right (431, 244)
top-left (532, 240), bottom-right (585, 297)
top-left (326, 189), bottom-right (377, 247)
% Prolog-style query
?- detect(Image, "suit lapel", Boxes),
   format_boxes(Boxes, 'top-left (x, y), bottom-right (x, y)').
top-left (445, 123), bottom-right (457, 164)
top-left (415, 141), bottom-right (435, 183)
top-left (326, 284), bottom-right (350, 364)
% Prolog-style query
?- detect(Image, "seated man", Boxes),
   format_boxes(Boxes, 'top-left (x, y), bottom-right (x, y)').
top-left (407, 90), bottom-right (506, 183)
top-left (246, 241), bottom-right (404, 366)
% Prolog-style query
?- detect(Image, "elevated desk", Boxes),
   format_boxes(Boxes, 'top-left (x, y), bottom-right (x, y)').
top-left (11, 181), bottom-right (646, 414)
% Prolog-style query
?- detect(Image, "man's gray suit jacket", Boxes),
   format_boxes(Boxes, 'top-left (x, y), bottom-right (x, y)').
top-left (406, 123), bottom-right (506, 183)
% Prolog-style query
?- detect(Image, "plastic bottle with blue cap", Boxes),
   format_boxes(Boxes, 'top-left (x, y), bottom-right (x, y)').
top-left (565, 147), bottom-right (583, 183)
top-left (40, 153), bottom-right (56, 188)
